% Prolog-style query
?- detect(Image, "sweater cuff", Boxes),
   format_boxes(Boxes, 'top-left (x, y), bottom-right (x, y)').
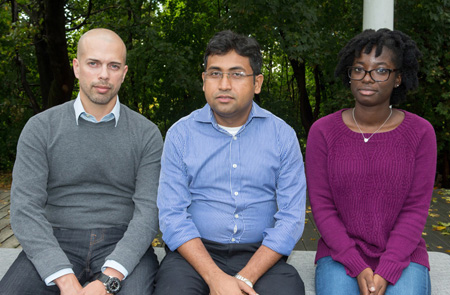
top-left (375, 259), bottom-right (404, 285)
top-left (341, 254), bottom-right (370, 278)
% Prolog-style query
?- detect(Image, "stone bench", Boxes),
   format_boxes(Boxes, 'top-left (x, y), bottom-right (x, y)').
top-left (1, 248), bottom-right (449, 294)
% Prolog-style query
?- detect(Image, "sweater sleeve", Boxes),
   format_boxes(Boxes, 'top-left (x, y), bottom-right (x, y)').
top-left (10, 117), bottom-right (73, 280)
top-left (306, 117), bottom-right (370, 278)
top-left (375, 120), bottom-right (437, 284)
top-left (105, 121), bottom-right (163, 274)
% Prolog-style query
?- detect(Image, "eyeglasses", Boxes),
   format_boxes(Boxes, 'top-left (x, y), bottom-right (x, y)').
top-left (204, 70), bottom-right (254, 81)
top-left (348, 67), bottom-right (398, 82)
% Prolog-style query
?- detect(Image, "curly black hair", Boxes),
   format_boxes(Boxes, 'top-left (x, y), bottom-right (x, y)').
top-left (203, 30), bottom-right (262, 75)
top-left (335, 28), bottom-right (422, 104)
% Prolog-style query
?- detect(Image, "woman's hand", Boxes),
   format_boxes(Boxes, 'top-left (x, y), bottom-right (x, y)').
top-left (371, 274), bottom-right (388, 295)
top-left (356, 268), bottom-right (376, 295)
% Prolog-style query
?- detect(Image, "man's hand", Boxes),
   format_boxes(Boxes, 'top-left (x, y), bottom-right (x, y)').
top-left (54, 273), bottom-right (83, 295)
top-left (79, 280), bottom-right (108, 295)
top-left (79, 268), bottom-right (124, 295)
top-left (207, 272), bottom-right (257, 295)
top-left (356, 268), bottom-right (376, 295)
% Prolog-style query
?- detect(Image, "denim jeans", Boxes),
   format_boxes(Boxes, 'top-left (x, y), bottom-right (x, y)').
top-left (315, 256), bottom-right (431, 295)
top-left (0, 226), bottom-right (159, 295)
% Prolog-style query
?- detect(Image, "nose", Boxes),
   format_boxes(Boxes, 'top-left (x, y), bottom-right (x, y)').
top-left (218, 73), bottom-right (232, 90)
top-left (98, 64), bottom-right (109, 80)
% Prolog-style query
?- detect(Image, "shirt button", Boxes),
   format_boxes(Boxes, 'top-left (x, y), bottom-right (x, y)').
top-left (232, 164), bottom-right (237, 168)
top-left (235, 214), bottom-right (239, 218)
top-left (233, 136), bottom-right (237, 140)
top-left (234, 191), bottom-right (239, 196)
top-left (231, 238), bottom-right (236, 242)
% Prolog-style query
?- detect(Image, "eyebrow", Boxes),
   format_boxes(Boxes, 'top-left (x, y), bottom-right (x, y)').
top-left (86, 58), bottom-right (123, 65)
top-left (206, 66), bottom-right (246, 71)
top-left (354, 61), bottom-right (390, 67)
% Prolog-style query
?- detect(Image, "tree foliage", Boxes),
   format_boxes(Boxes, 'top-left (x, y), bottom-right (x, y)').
top-left (0, 0), bottom-right (449, 186)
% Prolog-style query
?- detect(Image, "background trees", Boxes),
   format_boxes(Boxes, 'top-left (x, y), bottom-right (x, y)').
top-left (0, 0), bottom-right (449, 186)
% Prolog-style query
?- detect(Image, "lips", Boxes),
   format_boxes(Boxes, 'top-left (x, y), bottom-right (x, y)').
top-left (93, 84), bottom-right (111, 94)
top-left (216, 95), bottom-right (234, 102)
top-left (358, 88), bottom-right (377, 96)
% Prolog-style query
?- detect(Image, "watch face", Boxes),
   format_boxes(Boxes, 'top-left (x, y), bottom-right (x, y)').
top-left (107, 277), bottom-right (121, 293)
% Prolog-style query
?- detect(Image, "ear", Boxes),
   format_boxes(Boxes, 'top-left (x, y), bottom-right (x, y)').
top-left (254, 74), bottom-right (264, 94)
top-left (122, 65), bottom-right (128, 82)
top-left (73, 58), bottom-right (80, 79)
top-left (395, 73), bottom-right (402, 88)
top-left (202, 71), bottom-right (206, 92)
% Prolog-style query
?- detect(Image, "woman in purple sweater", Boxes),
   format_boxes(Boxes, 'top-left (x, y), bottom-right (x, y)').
top-left (306, 29), bottom-right (436, 295)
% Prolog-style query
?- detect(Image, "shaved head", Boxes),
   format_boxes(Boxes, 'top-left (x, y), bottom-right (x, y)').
top-left (73, 28), bottom-right (128, 113)
top-left (77, 28), bottom-right (127, 63)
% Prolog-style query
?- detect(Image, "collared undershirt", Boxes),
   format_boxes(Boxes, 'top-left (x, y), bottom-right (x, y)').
top-left (45, 94), bottom-right (127, 286)
top-left (73, 94), bottom-right (120, 126)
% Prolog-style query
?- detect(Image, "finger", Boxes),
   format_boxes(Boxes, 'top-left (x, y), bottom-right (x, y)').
top-left (366, 277), bottom-right (376, 294)
top-left (240, 284), bottom-right (258, 295)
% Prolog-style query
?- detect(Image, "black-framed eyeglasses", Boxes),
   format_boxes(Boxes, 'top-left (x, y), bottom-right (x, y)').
top-left (348, 66), bottom-right (398, 82)
top-left (204, 70), bottom-right (255, 81)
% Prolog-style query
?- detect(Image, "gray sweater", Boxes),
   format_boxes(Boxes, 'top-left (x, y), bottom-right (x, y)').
top-left (11, 100), bottom-right (163, 280)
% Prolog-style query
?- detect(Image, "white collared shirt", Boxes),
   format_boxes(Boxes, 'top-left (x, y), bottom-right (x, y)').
top-left (73, 94), bottom-right (121, 126)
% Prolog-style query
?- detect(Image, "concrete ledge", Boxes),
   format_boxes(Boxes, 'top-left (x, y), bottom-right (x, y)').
top-left (1, 248), bottom-right (449, 294)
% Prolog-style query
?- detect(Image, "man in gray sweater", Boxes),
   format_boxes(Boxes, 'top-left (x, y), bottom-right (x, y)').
top-left (0, 28), bottom-right (163, 295)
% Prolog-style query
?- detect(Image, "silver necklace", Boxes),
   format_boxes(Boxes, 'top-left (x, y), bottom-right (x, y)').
top-left (352, 106), bottom-right (393, 143)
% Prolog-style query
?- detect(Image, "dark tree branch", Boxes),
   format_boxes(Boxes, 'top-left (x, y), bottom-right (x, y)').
top-left (65, 0), bottom-right (92, 31)
top-left (15, 53), bottom-right (41, 114)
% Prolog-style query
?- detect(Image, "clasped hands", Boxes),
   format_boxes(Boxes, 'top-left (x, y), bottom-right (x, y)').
top-left (207, 272), bottom-right (259, 295)
top-left (357, 268), bottom-right (388, 295)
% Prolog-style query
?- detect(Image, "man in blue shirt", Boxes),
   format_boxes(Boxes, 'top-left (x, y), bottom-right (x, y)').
top-left (155, 30), bottom-right (306, 295)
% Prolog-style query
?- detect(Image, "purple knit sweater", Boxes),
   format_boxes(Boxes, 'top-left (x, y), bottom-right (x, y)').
top-left (305, 109), bottom-right (436, 285)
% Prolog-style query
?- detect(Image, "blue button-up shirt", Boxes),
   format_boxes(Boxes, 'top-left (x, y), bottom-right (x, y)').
top-left (157, 102), bottom-right (306, 256)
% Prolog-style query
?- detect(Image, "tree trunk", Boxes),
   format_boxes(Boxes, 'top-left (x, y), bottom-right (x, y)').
top-left (42, 0), bottom-right (74, 109)
top-left (289, 58), bottom-right (314, 135)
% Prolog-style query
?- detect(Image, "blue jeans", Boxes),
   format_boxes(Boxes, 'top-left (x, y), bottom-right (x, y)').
top-left (315, 256), bottom-right (431, 295)
top-left (0, 227), bottom-right (159, 295)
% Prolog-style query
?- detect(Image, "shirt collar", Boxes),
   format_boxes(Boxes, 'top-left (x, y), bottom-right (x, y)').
top-left (74, 93), bottom-right (121, 127)
top-left (194, 101), bottom-right (269, 126)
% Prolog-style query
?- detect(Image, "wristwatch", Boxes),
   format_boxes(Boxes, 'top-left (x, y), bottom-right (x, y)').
top-left (95, 272), bottom-right (122, 294)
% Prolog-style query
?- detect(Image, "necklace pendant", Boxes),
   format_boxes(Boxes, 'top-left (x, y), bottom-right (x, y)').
top-left (364, 138), bottom-right (369, 143)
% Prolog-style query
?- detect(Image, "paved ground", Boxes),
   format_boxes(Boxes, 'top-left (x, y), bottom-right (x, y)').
top-left (1, 189), bottom-right (450, 253)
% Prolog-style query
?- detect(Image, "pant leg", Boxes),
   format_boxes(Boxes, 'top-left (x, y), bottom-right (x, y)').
top-left (0, 228), bottom-right (92, 295)
top-left (385, 262), bottom-right (431, 295)
top-left (315, 256), bottom-right (360, 295)
top-left (252, 258), bottom-right (305, 295)
top-left (154, 239), bottom-right (304, 295)
top-left (153, 247), bottom-right (209, 295)
top-left (84, 227), bottom-right (159, 295)
top-left (220, 241), bottom-right (304, 295)
top-left (0, 251), bottom-right (60, 295)
top-left (116, 247), bottom-right (159, 295)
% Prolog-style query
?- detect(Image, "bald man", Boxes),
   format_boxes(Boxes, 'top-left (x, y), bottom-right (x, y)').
top-left (0, 28), bottom-right (163, 295)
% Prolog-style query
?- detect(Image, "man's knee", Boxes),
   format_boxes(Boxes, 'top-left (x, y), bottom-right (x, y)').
top-left (0, 251), bottom-right (59, 295)
top-left (254, 261), bottom-right (305, 295)
top-left (119, 247), bottom-right (159, 294)
top-left (153, 250), bottom-right (209, 295)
